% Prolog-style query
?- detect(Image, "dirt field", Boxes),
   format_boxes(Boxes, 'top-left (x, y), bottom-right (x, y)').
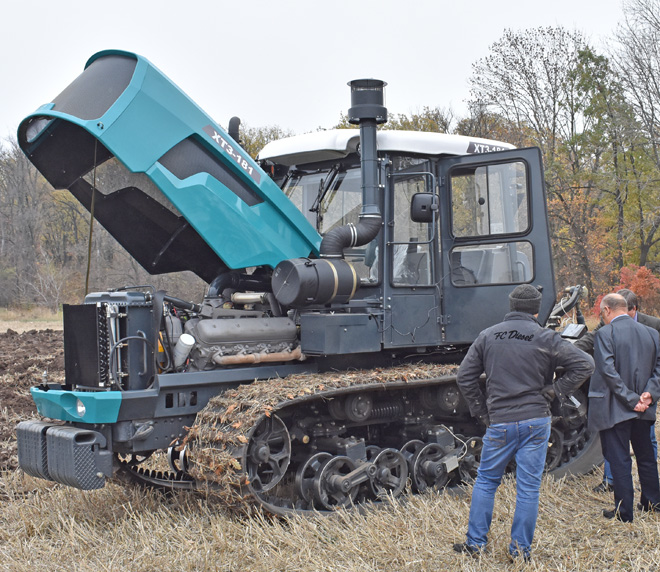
top-left (0, 328), bottom-right (64, 471)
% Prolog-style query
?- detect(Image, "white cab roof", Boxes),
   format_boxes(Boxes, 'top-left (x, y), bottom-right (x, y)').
top-left (257, 129), bottom-right (515, 166)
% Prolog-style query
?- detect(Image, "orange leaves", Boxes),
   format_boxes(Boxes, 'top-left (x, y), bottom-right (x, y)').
top-left (618, 265), bottom-right (660, 314)
top-left (589, 265), bottom-right (660, 316)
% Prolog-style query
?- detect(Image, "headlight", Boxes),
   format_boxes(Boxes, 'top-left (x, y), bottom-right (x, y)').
top-left (76, 399), bottom-right (86, 417)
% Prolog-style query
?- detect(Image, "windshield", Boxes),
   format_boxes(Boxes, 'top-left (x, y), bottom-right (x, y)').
top-left (282, 165), bottom-right (362, 232)
top-left (282, 165), bottom-right (378, 282)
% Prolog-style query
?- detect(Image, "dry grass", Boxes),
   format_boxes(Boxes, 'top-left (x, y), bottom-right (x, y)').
top-left (2, 467), bottom-right (660, 572)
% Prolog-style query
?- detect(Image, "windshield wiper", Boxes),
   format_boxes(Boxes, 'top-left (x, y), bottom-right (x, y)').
top-left (309, 164), bottom-right (340, 215)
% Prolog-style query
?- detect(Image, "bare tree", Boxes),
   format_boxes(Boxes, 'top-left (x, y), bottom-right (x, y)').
top-left (467, 27), bottom-right (611, 297)
top-left (469, 27), bottom-right (587, 163)
top-left (612, 0), bottom-right (660, 268)
top-left (0, 140), bottom-right (53, 305)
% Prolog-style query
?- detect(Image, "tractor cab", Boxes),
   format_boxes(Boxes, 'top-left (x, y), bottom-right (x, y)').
top-left (259, 130), bottom-right (555, 349)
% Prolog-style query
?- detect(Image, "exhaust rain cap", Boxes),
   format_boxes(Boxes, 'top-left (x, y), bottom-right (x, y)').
top-left (347, 79), bottom-right (387, 125)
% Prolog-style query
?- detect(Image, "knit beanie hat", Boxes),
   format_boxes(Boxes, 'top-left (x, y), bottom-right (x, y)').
top-left (509, 284), bottom-right (542, 314)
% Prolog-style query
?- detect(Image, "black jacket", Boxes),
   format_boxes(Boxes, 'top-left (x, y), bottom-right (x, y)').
top-left (456, 312), bottom-right (595, 424)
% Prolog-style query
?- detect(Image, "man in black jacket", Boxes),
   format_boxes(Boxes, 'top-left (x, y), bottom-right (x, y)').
top-left (588, 293), bottom-right (660, 522)
top-left (452, 284), bottom-right (594, 561)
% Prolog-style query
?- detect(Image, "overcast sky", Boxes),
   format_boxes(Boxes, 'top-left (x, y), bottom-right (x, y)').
top-left (1, 0), bottom-right (626, 142)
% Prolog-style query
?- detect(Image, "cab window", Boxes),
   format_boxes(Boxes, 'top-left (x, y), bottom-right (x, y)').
top-left (450, 161), bottom-right (529, 238)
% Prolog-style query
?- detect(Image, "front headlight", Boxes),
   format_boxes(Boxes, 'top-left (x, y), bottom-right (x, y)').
top-left (76, 399), bottom-right (86, 417)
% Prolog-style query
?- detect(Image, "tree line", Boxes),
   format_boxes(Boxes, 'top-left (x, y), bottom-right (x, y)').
top-left (1, 0), bottom-right (660, 314)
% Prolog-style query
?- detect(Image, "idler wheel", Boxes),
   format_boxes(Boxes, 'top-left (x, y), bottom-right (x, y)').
top-left (344, 394), bottom-right (373, 422)
top-left (328, 398), bottom-right (347, 420)
top-left (437, 385), bottom-right (463, 413)
top-left (369, 448), bottom-right (408, 499)
top-left (365, 445), bottom-right (381, 461)
top-left (313, 455), bottom-right (358, 509)
top-left (244, 414), bottom-right (291, 493)
top-left (458, 436), bottom-right (482, 484)
top-left (167, 441), bottom-right (189, 474)
top-left (295, 452), bottom-right (332, 503)
top-left (400, 439), bottom-right (425, 475)
top-left (545, 427), bottom-right (564, 471)
top-left (411, 443), bottom-right (452, 492)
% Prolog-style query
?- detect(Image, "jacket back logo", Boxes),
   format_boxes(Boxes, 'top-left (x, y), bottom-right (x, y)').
top-left (493, 330), bottom-right (534, 341)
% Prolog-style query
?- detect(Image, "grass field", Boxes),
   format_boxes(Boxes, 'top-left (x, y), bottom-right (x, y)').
top-left (0, 307), bottom-right (63, 334)
top-left (2, 466), bottom-right (660, 572)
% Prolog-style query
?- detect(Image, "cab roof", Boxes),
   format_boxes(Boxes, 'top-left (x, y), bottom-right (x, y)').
top-left (257, 129), bottom-right (515, 166)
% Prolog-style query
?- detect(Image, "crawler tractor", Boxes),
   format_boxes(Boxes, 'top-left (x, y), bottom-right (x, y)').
top-left (15, 51), bottom-right (600, 514)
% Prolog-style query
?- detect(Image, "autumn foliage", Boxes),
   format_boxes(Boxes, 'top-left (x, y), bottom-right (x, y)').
top-left (590, 265), bottom-right (660, 317)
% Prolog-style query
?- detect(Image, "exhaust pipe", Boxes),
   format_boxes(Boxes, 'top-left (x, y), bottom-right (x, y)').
top-left (228, 116), bottom-right (241, 145)
top-left (272, 80), bottom-right (387, 308)
top-left (319, 79), bottom-right (387, 258)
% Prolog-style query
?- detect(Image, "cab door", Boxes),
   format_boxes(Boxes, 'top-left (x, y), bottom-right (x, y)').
top-left (437, 147), bottom-right (556, 344)
top-left (383, 157), bottom-right (441, 348)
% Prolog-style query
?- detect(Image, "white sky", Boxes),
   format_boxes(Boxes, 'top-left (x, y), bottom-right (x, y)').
top-left (1, 0), bottom-right (626, 142)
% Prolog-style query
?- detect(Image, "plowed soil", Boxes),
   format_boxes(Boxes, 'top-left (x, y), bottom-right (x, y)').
top-left (0, 328), bottom-right (64, 471)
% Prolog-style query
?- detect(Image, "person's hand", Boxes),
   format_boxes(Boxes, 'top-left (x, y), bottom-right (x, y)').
top-left (635, 392), bottom-right (653, 412)
top-left (541, 385), bottom-right (556, 403)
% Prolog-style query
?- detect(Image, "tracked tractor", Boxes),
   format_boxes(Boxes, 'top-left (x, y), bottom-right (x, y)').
top-left (15, 50), bottom-right (599, 514)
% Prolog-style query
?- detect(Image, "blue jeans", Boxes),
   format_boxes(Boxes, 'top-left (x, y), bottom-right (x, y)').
top-left (603, 422), bottom-right (657, 484)
top-left (466, 417), bottom-right (551, 557)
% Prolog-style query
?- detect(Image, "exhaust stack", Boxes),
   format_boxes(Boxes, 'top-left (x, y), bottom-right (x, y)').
top-left (319, 79), bottom-right (387, 258)
top-left (272, 80), bottom-right (387, 308)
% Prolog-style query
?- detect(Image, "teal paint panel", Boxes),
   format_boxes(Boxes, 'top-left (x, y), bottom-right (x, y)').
top-left (148, 168), bottom-right (318, 268)
top-left (31, 388), bottom-right (121, 423)
top-left (18, 50), bottom-right (321, 273)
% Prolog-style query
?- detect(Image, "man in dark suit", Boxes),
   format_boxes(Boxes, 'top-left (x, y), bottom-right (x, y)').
top-left (620, 289), bottom-right (660, 331)
top-left (575, 289), bottom-right (660, 354)
top-left (588, 293), bottom-right (660, 522)
top-left (579, 288), bottom-right (660, 492)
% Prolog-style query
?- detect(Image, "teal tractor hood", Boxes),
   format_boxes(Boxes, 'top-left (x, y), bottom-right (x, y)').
top-left (17, 50), bottom-right (321, 283)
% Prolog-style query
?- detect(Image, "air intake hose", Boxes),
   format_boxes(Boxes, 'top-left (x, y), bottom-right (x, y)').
top-left (319, 215), bottom-right (382, 259)
top-left (319, 79), bottom-right (386, 259)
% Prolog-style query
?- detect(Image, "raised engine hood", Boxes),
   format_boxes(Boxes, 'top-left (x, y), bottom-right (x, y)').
top-left (17, 50), bottom-right (321, 283)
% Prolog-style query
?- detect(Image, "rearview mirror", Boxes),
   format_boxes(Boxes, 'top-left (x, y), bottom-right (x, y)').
top-left (411, 192), bottom-right (437, 223)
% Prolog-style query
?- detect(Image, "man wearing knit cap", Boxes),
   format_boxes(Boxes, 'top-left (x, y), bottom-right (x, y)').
top-left (453, 284), bottom-right (594, 562)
